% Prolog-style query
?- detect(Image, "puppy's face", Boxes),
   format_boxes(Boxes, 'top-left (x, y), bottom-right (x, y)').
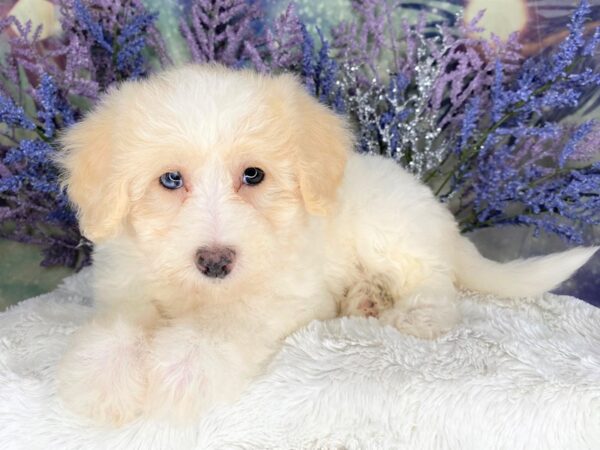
top-left (58, 65), bottom-right (352, 296)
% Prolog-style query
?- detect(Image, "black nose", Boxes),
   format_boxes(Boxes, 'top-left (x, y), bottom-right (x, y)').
top-left (195, 246), bottom-right (236, 279)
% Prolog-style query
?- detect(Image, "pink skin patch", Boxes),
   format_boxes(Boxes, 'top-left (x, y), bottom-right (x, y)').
top-left (357, 299), bottom-right (379, 317)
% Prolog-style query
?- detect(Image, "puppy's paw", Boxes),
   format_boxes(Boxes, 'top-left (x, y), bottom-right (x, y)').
top-left (145, 323), bottom-right (248, 423)
top-left (355, 299), bottom-right (381, 318)
top-left (340, 275), bottom-right (394, 318)
top-left (379, 302), bottom-right (459, 339)
top-left (57, 318), bottom-right (148, 426)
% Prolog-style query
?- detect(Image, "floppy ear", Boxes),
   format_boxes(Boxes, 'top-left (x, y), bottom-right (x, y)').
top-left (281, 75), bottom-right (353, 215)
top-left (56, 95), bottom-right (129, 242)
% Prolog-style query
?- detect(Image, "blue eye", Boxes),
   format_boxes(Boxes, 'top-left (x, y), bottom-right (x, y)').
top-left (159, 171), bottom-right (184, 190)
top-left (242, 167), bottom-right (265, 186)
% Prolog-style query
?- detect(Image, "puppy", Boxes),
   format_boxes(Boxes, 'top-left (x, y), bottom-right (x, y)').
top-left (56, 64), bottom-right (597, 426)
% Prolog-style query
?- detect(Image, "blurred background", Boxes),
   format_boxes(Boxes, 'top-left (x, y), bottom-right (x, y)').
top-left (1, 0), bottom-right (599, 310)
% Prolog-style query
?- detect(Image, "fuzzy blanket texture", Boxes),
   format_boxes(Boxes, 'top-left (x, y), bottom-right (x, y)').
top-left (0, 270), bottom-right (599, 450)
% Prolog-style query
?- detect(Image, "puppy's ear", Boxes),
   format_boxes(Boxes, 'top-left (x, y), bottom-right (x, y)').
top-left (56, 95), bottom-right (129, 242)
top-left (280, 75), bottom-right (352, 215)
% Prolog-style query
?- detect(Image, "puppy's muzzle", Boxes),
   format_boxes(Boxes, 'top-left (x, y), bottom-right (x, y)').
top-left (195, 246), bottom-right (236, 279)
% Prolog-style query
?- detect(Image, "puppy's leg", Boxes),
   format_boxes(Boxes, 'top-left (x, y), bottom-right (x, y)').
top-left (57, 315), bottom-right (152, 426)
top-left (379, 273), bottom-right (460, 339)
top-left (144, 317), bottom-right (263, 423)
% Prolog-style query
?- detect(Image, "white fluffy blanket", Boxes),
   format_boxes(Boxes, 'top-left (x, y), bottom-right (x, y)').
top-left (1, 270), bottom-right (599, 450)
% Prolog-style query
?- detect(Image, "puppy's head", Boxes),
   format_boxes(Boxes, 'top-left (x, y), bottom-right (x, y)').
top-left (58, 65), bottom-right (351, 294)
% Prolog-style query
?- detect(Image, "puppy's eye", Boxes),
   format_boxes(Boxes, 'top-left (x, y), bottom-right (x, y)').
top-left (242, 167), bottom-right (265, 186)
top-left (159, 171), bottom-right (184, 190)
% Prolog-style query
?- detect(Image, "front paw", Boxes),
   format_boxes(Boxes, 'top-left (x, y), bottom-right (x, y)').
top-left (145, 324), bottom-right (249, 423)
top-left (57, 319), bottom-right (148, 426)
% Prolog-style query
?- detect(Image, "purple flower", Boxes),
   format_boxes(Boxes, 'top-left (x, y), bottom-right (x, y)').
top-left (547, 0), bottom-right (590, 80)
top-left (331, 0), bottom-right (391, 80)
top-left (73, 0), bottom-right (113, 53)
top-left (559, 120), bottom-right (596, 167)
top-left (3, 139), bottom-right (50, 165)
top-left (292, 24), bottom-right (342, 110)
top-left (60, 0), bottom-right (167, 88)
top-left (180, 0), bottom-right (264, 66)
top-left (247, 3), bottom-right (304, 73)
top-left (0, 0), bottom-right (165, 268)
top-left (115, 11), bottom-right (159, 78)
top-left (458, 97), bottom-right (480, 153)
top-left (437, 0), bottom-right (600, 243)
top-left (0, 93), bottom-right (36, 130)
top-left (35, 74), bottom-right (59, 138)
top-left (265, 3), bottom-right (304, 70)
top-left (1, 0), bottom-right (599, 270)
top-left (0, 174), bottom-right (21, 193)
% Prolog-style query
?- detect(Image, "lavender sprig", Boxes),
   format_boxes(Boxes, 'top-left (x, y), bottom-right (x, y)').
top-left (180, 0), bottom-right (264, 66)
top-left (0, 1), bottom-right (168, 267)
top-left (58, 0), bottom-right (168, 87)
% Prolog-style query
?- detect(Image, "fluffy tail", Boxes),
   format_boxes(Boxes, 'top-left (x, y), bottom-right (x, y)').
top-left (455, 239), bottom-right (598, 297)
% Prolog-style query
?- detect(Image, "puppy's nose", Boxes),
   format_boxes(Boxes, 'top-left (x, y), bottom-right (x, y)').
top-left (195, 246), bottom-right (236, 279)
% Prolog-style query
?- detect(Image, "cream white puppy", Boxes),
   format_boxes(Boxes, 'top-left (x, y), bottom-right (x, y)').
top-left (56, 64), bottom-right (596, 426)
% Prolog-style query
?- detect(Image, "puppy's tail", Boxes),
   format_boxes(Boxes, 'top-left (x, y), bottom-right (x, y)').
top-left (455, 238), bottom-right (598, 297)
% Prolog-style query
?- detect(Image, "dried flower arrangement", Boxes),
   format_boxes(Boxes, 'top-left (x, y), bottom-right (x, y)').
top-left (0, 0), bottom-right (598, 269)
